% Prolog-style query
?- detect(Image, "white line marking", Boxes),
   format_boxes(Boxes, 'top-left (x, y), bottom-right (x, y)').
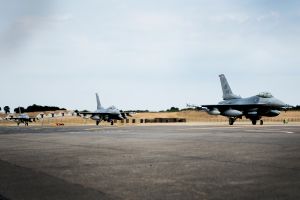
top-left (286, 131), bottom-right (294, 134)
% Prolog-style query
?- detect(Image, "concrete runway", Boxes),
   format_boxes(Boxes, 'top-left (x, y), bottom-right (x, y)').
top-left (0, 124), bottom-right (299, 200)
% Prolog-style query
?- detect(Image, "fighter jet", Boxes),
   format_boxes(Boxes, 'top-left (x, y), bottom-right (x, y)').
top-left (78, 93), bottom-right (132, 125)
top-left (189, 74), bottom-right (291, 125)
top-left (5, 108), bottom-right (36, 126)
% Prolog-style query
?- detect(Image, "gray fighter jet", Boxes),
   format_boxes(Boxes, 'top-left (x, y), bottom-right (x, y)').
top-left (5, 108), bottom-right (36, 126)
top-left (78, 93), bottom-right (132, 125)
top-left (190, 74), bottom-right (291, 125)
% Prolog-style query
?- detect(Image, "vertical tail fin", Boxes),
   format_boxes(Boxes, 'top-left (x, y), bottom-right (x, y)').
top-left (219, 74), bottom-right (241, 100)
top-left (96, 93), bottom-right (102, 109)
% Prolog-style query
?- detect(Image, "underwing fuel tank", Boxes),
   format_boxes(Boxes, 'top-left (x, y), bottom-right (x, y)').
top-left (224, 109), bottom-right (243, 117)
top-left (247, 111), bottom-right (258, 117)
top-left (91, 115), bottom-right (100, 120)
top-left (265, 110), bottom-right (280, 117)
top-left (208, 108), bottom-right (221, 115)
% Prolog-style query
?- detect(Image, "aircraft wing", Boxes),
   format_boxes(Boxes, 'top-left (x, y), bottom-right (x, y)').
top-left (6, 117), bottom-right (22, 120)
top-left (77, 112), bottom-right (122, 120)
top-left (77, 111), bottom-right (115, 116)
top-left (202, 103), bottom-right (288, 110)
top-left (121, 111), bottom-right (135, 117)
top-left (77, 111), bottom-right (96, 115)
top-left (77, 111), bottom-right (134, 116)
top-left (5, 117), bottom-right (36, 122)
top-left (186, 104), bottom-right (204, 110)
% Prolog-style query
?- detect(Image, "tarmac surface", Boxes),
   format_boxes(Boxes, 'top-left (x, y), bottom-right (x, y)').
top-left (0, 124), bottom-right (299, 200)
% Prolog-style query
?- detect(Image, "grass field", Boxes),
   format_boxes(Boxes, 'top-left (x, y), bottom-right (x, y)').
top-left (134, 110), bottom-right (300, 123)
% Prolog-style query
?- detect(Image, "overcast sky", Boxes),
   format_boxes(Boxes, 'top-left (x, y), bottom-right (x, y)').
top-left (1, 0), bottom-right (299, 111)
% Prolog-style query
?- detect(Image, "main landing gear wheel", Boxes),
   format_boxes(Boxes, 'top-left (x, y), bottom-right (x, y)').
top-left (260, 120), bottom-right (263, 125)
top-left (111, 121), bottom-right (114, 126)
top-left (96, 120), bottom-right (100, 126)
top-left (229, 118), bottom-right (235, 125)
top-left (252, 120), bottom-right (257, 125)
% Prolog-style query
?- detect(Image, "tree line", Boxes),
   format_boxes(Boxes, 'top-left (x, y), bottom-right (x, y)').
top-left (0, 104), bottom-right (66, 114)
top-left (291, 105), bottom-right (300, 111)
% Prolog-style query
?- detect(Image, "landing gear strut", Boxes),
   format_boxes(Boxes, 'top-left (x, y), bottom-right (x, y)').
top-left (251, 119), bottom-right (263, 125)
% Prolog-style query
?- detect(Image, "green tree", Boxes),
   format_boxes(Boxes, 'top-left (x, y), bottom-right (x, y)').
top-left (4, 106), bottom-right (10, 114)
top-left (14, 107), bottom-right (25, 113)
top-left (26, 104), bottom-right (66, 112)
top-left (167, 107), bottom-right (180, 112)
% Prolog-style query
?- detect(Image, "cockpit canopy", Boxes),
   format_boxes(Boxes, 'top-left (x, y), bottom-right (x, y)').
top-left (257, 92), bottom-right (273, 98)
top-left (108, 106), bottom-right (117, 110)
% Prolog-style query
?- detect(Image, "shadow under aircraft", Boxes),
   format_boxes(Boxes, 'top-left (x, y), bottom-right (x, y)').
top-left (189, 74), bottom-right (292, 125)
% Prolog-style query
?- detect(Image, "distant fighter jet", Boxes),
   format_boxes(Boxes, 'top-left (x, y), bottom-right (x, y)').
top-left (78, 93), bottom-right (132, 125)
top-left (189, 74), bottom-right (291, 125)
top-left (5, 108), bottom-right (36, 126)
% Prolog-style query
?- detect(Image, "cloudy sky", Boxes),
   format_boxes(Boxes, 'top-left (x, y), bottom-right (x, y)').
top-left (1, 0), bottom-right (299, 111)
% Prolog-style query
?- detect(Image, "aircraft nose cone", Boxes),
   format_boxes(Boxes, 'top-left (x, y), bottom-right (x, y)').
top-left (273, 98), bottom-right (286, 107)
